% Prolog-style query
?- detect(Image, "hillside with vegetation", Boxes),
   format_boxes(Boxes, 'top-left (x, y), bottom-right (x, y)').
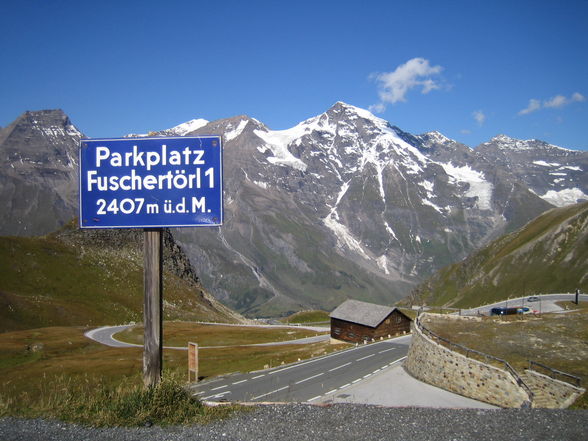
top-left (0, 220), bottom-right (245, 332)
top-left (406, 201), bottom-right (588, 308)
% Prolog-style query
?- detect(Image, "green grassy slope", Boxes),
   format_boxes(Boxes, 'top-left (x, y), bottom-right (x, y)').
top-left (0, 223), bottom-right (244, 332)
top-left (407, 201), bottom-right (588, 308)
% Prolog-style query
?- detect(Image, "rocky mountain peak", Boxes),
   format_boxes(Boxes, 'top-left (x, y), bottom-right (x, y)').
top-left (0, 109), bottom-right (82, 169)
top-left (482, 134), bottom-right (569, 153)
top-left (419, 131), bottom-right (456, 146)
top-left (165, 118), bottom-right (209, 136)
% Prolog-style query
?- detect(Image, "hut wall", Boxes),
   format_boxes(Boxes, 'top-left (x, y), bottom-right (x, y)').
top-left (330, 310), bottom-right (411, 343)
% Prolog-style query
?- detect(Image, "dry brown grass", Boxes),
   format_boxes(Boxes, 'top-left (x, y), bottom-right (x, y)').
top-left (422, 310), bottom-right (588, 407)
top-left (0, 322), bottom-right (346, 421)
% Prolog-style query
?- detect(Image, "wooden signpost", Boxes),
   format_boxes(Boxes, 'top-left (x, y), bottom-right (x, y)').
top-left (79, 136), bottom-right (223, 388)
top-left (188, 342), bottom-right (199, 382)
top-left (143, 228), bottom-right (163, 387)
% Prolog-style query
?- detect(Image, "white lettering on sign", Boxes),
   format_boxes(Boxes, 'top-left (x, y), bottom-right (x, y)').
top-left (80, 137), bottom-right (222, 227)
top-left (95, 145), bottom-right (206, 171)
top-left (86, 168), bottom-right (215, 192)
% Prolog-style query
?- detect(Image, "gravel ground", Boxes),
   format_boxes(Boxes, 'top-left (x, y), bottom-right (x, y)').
top-left (1, 404), bottom-right (587, 441)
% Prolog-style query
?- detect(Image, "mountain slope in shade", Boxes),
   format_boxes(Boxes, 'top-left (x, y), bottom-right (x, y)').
top-left (0, 110), bottom-right (81, 236)
top-left (406, 201), bottom-right (588, 308)
top-left (0, 221), bottom-right (246, 332)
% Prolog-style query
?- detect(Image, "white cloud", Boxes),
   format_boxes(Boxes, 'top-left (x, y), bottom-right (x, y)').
top-left (370, 57), bottom-right (443, 112)
top-left (473, 110), bottom-right (486, 125)
top-left (518, 99), bottom-right (542, 115)
top-left (368, 102), bottom-right (386, 113)
top-left (544, 95), bottom-right (568, 109)
top-left (518, 92), bottom-right (585, 115)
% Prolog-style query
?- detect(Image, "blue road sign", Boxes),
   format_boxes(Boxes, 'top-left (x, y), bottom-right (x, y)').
top-left (79, 136), bottom-right (223, 228)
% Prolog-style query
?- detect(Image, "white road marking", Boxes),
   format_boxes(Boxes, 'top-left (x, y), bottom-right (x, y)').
top-left (232, 379), bottom-right (248, 385)
top-left (308, 395), bottom-right (322, 402)
top-left (211, 385), bottom-right (228, 391)
top-left (326, 389), bottom-right (338, 395)
top-left (329, 362), bottom-right (351, 372)
top-left (295, 372), bottom-right (324, 384)
top-left (251, 374), bottom-right (265, 379)
top-left (379, 348), bottom-right (396, 354)
top-left (252, 385), bottom-right (288, 400)
top-left (356, 354), bottom-right (375, 361)
top-left (363, 374), bottom-right (371, 379)
top-left (202, 391), bottom-right (230, 400)
top-left (352, 378), bottom-right (362, 384)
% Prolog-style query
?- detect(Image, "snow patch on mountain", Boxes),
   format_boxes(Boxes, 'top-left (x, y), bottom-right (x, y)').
top-left (225, 119), bottom-right (249, 141)
top-left (254, 181), bottom-right (268, 189)
top-left (323, 180), bottom-right (370, 259)
top-left (441, 163), bottom-right (493, 210)
top-left (324, 212), bottom-right (370, 259)
top-left (533, 160), bottom-right (561, 167)
top-left (167, 118), bottom-right (209, 135)
top-left (376, 255), bottom-right (390, 275)
top-left (422, 198), bottom-right (444, 213)
top-left (383, 221), bottom-right (399, 241)
top-left (126, 118), bottom-right (208, 138)
top-left (253, 128), bottom-right (308, 171)
top-left (540, 188), bottom-right (588, 207)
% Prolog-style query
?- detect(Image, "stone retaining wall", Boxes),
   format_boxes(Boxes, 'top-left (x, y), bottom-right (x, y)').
top-left (405, 315), bottom-right (530, 408)
top-left (524, 370), bottom-right (585, 408)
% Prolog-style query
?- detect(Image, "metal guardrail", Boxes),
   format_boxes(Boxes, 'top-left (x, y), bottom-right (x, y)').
top-left (529, 360), bottom-right (582, 388)
top-left (415, 316), bottom-right (535, 401)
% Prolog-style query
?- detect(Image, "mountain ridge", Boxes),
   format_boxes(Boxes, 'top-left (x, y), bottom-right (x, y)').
top-left (1, 103), bottom-right (586, 316)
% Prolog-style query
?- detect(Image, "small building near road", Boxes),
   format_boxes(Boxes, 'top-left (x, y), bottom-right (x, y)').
top-left (329, 299), bottom-right (412, 344)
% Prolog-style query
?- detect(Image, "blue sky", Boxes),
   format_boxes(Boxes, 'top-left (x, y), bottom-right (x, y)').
top-left (1, 0), bottom-right (587, 150)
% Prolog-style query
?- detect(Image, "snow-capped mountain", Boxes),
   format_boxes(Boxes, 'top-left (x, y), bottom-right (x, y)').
top-left (172, 102), bottom-right (559, 315)
top-left (1, 103), bottom-right (586, 316)
top-left (126, 118), bottom-right (209, 137)
top-left (476, 135), bottom-right (588, 207)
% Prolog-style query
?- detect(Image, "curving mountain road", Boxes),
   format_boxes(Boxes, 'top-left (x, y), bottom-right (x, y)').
top-left (84, 323), bottom-right (329, 350)
top-left (460, 293), bottom-right (588, 316)
top-left (189, 336), bottom-right (411, 403)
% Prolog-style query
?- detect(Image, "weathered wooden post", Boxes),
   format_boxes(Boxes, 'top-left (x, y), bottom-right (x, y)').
top-left (144, 228), bottom-right (163, 388)
top-left (188, 342), bottom-right (199, 382)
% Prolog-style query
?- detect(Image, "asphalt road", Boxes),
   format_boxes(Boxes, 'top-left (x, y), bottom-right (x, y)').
top-left (84, 325), bottom-right (141, 348)
top-left (84, 324), bottom-right (329, 349)
top-left (189, 336), bottom-right (410, 403)
top-left (461, 293), bottom-right (588, 315)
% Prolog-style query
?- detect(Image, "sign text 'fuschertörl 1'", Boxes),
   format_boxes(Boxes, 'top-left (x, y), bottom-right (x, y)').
top-left (79, 136), bottom-right (223, 228)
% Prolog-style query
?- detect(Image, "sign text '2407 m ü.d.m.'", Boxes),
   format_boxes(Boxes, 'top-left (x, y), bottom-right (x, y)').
top-left (79, 136), bottom-right (223, 228)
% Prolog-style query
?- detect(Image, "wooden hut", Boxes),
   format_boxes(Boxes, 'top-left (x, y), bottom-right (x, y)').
top-left (329, 299), bottom-right (412, 344)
